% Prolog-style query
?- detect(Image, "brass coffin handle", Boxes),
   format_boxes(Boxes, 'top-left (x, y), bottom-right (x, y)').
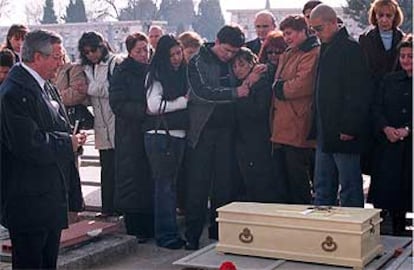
top-left (238, 227), bottom-right (253, 244)
top-left (321, 236), bottom-right (337, 252)
top-left (369, 219), bottom-right (375, 234)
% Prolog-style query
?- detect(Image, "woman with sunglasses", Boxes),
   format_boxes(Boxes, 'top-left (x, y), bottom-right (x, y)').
top-left (231, 47), bottom-right (277, 203)
top-left (78, 31), bottom-right (122, 218)
top-left (143, 35), bottom-right (188, 249)
top-left (271, 15), bottom-right (320, 204)
top-left (258, 30), bottom-right (287, 70)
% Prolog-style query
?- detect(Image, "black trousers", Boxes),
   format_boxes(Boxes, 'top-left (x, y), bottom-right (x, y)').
top-left (99, 149), bottom-right (116, 214)
top-left (124, 212), bottom-right (154, 238)
top-left (185, 128), bottom-right (234, 245)
top-left (272, 145), bottom-right (314, 204)
top-left (10, 228), bottom-right (61, 269)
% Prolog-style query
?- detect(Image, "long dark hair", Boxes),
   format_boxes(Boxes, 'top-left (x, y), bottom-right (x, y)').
top-left (146, 34), bottom-right (187, 100)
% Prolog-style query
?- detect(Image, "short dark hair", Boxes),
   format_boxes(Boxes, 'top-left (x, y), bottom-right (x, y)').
top-left (398, 34), bottom-right (413, 51)
top-left (303, 1), bottom-right (322, 14)
top-left (232, 47), bottom-right (258, 66)
top-left (125, 32), bottom-right (148, 53)
top-left (217, 25), bottom-right (245, 48)
top-left (280, 15), bottom-right (308, 32)
top-left (0, 49), bottom-right (15, 67)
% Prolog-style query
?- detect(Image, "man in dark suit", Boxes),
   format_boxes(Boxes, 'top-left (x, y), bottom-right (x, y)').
top-left (245, 10), bottom-right (276, 55)
top-left (0, 30), bottom-right (86, 269)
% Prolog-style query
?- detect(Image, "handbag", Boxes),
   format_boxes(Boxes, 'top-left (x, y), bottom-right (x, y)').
top-left (66, 104), bottom-right (94, 130)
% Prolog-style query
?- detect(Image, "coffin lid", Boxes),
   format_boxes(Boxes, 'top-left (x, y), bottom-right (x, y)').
top-left (217, 202), bottom-right (381, 224)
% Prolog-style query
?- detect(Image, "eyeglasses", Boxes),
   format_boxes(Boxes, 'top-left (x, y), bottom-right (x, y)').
top-left (266, 50), bottom-right (283, 56)
top-left (255, 24), bottom-right (270, 29)
top-left (83, 47), bottom-right (99, 55)
top-left (311, 24), bottom-right (325, 33)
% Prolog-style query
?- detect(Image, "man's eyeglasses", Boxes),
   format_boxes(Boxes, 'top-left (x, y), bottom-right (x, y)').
top-left (255, 24), bottom-right (270, 29)
top-left (266, 50), bottom-right (283, 56)
top-left (310, 24), bottom-right (325, 33)
top-left (83, 47), bottom-right (99, 55)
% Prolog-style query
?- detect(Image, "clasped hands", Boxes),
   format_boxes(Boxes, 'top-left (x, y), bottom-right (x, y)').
top-left (383, 126), bottom-right (409, 143)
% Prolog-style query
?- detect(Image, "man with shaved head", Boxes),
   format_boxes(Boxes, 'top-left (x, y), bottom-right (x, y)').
top-left (308, 4), bottom-right (372, 207)
top-left (245, 10), bottom-right (276, 54)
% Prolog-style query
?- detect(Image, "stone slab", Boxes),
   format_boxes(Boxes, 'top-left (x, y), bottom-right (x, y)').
top-left (173, 236), bottom-right (412, 270)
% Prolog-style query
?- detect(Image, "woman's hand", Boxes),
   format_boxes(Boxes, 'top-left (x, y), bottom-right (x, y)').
top-left (383, 126), bottom-right (400, 143)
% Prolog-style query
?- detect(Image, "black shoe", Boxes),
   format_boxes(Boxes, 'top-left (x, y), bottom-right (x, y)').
top-left (159, 239), bottom-right (186, 250)
top-left (185, 241), bottom-right (199, 250)
top-left (136, 235), bottom-right (149, 244)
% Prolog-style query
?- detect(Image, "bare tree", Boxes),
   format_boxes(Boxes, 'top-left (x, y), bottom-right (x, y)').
top-left (92, 0), bottom-right (122, 20)
top-left (0, 0), bottom-right (11, 19)
top-left (25, 1), bottom-right (43, 25)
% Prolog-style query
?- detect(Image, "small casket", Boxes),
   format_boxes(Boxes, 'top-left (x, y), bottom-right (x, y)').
top-left (216, 202), bottom-right (383, 269)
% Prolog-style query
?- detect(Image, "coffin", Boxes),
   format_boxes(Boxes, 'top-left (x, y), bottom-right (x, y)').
top-left (216, 202), bottom-right (383, 269)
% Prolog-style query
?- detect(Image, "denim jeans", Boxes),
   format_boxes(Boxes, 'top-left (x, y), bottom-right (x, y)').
top-left (144, 133), bottom-right (185, 247)
top-left (313, 146), bottom-right (364, 207)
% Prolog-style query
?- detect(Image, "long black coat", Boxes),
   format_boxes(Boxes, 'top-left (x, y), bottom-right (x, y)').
top-left (0, 64), bottom-right (83, 232)
top-left (311, 27), bottom-right (372, 153)
top-left (235, 69), bottom-right (275, 203)
top-left (368, 71), bottom-right (412, 211)
top-left (109, 57), bottom-right (153, 213)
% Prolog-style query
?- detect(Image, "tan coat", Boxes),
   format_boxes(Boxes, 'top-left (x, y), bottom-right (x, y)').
top-left (55, 63), bottom-right (88, 106)
top-left (270, 36), bottom-right (319, 148)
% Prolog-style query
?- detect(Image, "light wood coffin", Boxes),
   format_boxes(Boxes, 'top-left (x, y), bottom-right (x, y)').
top-left (216, 202), bottom-right (383, 269)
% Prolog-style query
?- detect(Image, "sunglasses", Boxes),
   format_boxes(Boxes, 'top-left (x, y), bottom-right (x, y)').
top-left (255, 24), bottom-right (270, 29)
top-left (83, 47), bottom-right (99, 55)
top-left (311, 24), bottom-right (325, 33)
top-left (266, 50), bottom-right (283, 55)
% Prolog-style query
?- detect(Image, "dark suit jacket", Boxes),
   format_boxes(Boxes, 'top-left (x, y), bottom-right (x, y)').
top-left (0, 64), bottom-right (83, 233)
top-left (245, 38), bottom-right (262, 55)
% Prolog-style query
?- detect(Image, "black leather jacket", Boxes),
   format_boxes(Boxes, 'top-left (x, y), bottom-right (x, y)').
top-left (186, 44), bottom-right (239, 148)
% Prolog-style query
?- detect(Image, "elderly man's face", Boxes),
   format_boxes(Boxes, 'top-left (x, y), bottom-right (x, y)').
top-left (254, 14), bottom-right (275, 41)
top-left (37, 43), bottom-right (65, 80)
top-left (148, 28), bottom-right (163, 49)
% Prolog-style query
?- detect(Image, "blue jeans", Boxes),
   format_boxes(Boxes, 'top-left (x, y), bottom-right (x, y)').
top-left (313, 146), bottom-right (364, 207)
top-left (144, 133), bottom-right (185, 247)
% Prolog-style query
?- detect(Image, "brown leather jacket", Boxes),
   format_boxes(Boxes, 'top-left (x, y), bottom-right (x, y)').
top-left (271, 35), bottom-right (319, 148)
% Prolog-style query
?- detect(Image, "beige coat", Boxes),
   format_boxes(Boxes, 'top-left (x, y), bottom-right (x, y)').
top-left (270, 36), bottom-right (319, 148)
top-left (84, 54), bottom-right (123, 150)
top-left (55, 63), bottom-right (88, 106)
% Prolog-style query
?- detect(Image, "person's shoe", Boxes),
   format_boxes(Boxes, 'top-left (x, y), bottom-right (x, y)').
top-left (159, 239), bottom-right (186, 250)
top-left (184, 241), bottom-right (199, 250)
top-left (136, 235), bottom-right (150, 244)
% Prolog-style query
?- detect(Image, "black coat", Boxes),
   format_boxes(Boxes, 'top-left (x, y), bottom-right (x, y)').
top-left (109, 57), bottom-right (153, 213)
top-left (312, 27), bottom-right (373, 153)
top-left (245, 38), bottom-right (261, 55)
top-left (0, 64), bottom-right (83, 232)
top-left (368, 71), bottom-right (412, 211)
top-left (235, 70), bottom-right (275, 202)
top-left (359, 27), bottom-right (404, 87)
